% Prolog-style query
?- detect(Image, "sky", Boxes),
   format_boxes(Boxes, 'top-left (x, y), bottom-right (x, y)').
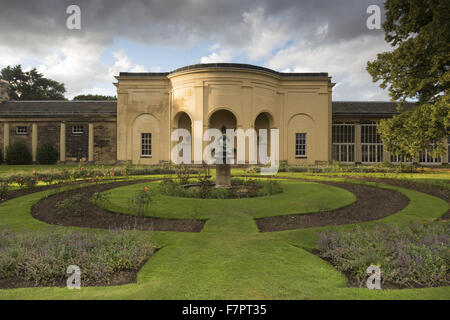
top-left (0, 0), bottom-right (392, 100)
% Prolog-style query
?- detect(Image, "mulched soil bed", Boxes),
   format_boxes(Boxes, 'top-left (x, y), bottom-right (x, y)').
top-left (256, 181), bottom-right (410, 232)
top-left (332, 175), bottom-right (450, 220)
top-left (31, 180), bottom-right (205, 232)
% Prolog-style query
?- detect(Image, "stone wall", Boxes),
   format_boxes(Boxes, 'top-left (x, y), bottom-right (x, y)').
top-left (9, 123), bottom-right (32, 151)
top-left (65, 122), bottom-right (89, 161)
top-left (37, 122), bottom-right (60, 151)
top-left (0, 119), bottom-right (117, 164)
top-left (93, 121), bottom-right (117, 163)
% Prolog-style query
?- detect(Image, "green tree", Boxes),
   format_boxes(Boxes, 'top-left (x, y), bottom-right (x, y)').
top-left (0, 65), bottom-right (66, 100)
top-left (73, 94), bottom-right (117, 101)
top-left (367, 0), bottom-right (450, 158)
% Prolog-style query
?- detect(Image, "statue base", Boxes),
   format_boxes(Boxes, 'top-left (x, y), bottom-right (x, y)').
top-left (215, 163), bottom-right (231, 188)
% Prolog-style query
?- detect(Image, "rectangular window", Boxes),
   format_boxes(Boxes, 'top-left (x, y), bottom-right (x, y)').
top-left (295, 133), bottom-right (306, 158)
top-left (390, 154), bottom-right (412, 164)
top-left (15, 126), bottom-right (28, 135)
top-left (332, 122), bottom-right (355, 163)
top-left (141, 133), bottom-right (152, 157)
top-left (419, 142), bottom-right (441, 165)
top-left (72, 125), bottom-right (84, 134)
top-left (361, 122), bottom-right (384, 163)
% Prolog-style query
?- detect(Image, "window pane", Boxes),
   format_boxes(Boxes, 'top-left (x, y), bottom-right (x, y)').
top-left (141, 133), bottom-right (152, 156)
top-left (295, 133), bottom-right (306, 157)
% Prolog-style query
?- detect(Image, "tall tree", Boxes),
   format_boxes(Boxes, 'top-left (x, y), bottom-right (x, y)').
top-left (367, 0), bottom-right (450, 159)
top-left (73, 94), bottom-right (117, 101)
top-left (0, 65), bottom-right (66, 100)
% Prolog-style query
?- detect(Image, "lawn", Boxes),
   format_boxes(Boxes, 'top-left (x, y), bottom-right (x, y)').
top-left (0, 169), bottom-right (448, 300)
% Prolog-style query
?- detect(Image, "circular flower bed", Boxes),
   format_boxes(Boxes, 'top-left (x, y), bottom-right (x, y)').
top-left (159, 177), bottom-right (283, 199)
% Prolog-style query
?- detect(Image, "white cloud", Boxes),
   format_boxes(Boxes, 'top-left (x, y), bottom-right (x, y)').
top-left (108, 49), bottom-right (147, 78)
top-left (265, 35), bottom-right (392, 100)
top-left (35, 39), bottom-right (109, 98)
top-left (200, 49), bottom-right (233, 63)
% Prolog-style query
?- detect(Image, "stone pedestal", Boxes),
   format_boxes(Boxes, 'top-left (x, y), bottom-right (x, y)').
top-left (215, 164), bottom-right (231, 188)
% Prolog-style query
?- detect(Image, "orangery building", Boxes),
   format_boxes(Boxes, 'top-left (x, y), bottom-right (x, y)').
top-left (0, 63), bottom-right (448, 165)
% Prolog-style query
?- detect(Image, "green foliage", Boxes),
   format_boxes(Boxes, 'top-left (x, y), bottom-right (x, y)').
top-left (91, 191), bottom-right (111, 206)
top-left (159, 178), bottom-right (282, 199)
top-left (258, 180), bottom-right (283, 197)
top-left (5, 140), bottom-right (32, 165)
top-left (367, 0), bottom-right (450, 104)
top-left (73, 94), bottom-right (117, 101)
top-left (56, 193), bottom-right (86, 214)
top-left (0, 148), bottom-right (3, 165)
top-left (37, 142), bottom-right (59, 164)
top-left (175, 164), bottom-right (191, 184)
top-left (0, 65), bottom-right (66, 100)
top-left (367, 0), bottom-right (450, 157)
top-left (378, 96), bottom-right (450, 158)
top-left (0, 182), bottom-right (9, 200)
top-left (127, 187), bottom-right (152, 217)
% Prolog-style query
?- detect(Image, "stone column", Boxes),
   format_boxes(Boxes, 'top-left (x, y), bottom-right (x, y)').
top-left (88, 123), bottom-right (94, 162)
top-left (60, 122), bottom-right (66, 162)
top-left (355, 123), bottom-right (362, 163)
top-left (31, 123), bottom-right (38, 162)
top-left (3, 122), bottom-right (9, 156)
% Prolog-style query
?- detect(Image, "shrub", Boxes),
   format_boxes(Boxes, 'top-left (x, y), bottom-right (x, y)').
top-left (91, 191), bottom-right (111, 206)
top-left (258, 180), bottom-right (283, 197)
top-left (0, 182), bottom-right (8, 200)
top-left (128, 187), bottom-right (152, 216)
top-left (317, 222), bottom-right (449, 288)
top-left (0, 228), bottom-right (155, 286)
top-left (16, 175), bottom-right (38, 189)
top-left (37, 143), bottom-right (59, 164)
top-left (5, 141), bottom-right (32, 165)
top-left (56, 193), bottom-right (86, 213)
top-left (175, 165), bottom-right (191, 184)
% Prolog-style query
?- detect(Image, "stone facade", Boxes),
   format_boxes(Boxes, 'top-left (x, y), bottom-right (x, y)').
top-left (115, 64), bottom-right (334, 165)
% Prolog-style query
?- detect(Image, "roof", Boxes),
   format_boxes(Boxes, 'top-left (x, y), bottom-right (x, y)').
top-left (0, 100), bottom-right (417, 118)
top-left (332, 101), bottom-right (416, 117)
top-left (119, 63), bottom-right (329, 78)
top-left (0, 100), bottom-right (117, 117)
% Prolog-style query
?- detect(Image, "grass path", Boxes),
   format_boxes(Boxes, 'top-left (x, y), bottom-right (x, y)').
top-left (0, 176), bottom-right (449, 299)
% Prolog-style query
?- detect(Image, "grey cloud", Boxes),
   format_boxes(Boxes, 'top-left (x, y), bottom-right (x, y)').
top-left (0, 0), bottom-right (387, 50)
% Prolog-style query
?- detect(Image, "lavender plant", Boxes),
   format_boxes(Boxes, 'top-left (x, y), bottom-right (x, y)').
top-left (0, 227), bottom-right (155, 286)
top-left (317, 222), bottom-right (449, 288)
